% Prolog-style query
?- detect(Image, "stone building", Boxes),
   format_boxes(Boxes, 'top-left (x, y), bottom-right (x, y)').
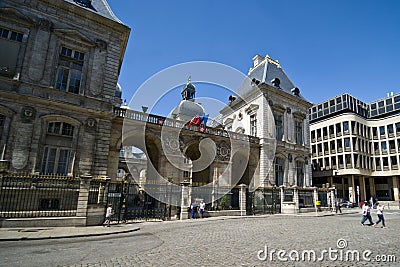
top-left (310, 93), bottom-right (400, 202)
top-left (220, 54), bottom-right (313, 189)
top-left (0, 0), bottom-right (130, 178)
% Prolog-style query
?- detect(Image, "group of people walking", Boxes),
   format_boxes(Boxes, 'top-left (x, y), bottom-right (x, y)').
top-left (190, 200), bottom-right (206, 219)
top-left (360, 201), bottom-right (386, 228)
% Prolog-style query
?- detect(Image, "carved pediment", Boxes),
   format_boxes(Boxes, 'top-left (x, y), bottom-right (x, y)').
top-left (272, 103), bottom-right (285, 114)
top-left (0, 7), bottom-right (35, 27)
top-left (293, 111), bottom-right (307, 120)
top-left (53, 29), bottom-right (95, 47)
top-left (223, 117), bottom-right (234, 125)
top-left (245, 104), bottom-right (259, 114)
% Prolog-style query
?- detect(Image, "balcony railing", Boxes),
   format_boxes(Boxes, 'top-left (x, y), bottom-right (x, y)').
top-left (114, 107), bottom-right (259, 144)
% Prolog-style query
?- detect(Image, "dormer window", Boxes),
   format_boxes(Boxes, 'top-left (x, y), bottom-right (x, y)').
top-left (74, 0), bottom-right (91, 7)
top-left (55, 46), bottom-right (85, 94)
top-left (271, 78), bottom-right (280, 88)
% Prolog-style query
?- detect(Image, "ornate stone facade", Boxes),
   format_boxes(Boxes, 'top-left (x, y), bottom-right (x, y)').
top-left (0, 0), bottom-right (130, 178)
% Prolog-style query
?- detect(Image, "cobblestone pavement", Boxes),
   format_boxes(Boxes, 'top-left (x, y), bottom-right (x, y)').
top-left (1, 212), bottom-right (399, 267)
top-left (68, 212), bottom-right (399, 267)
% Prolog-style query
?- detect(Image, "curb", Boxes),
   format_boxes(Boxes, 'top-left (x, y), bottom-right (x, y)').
top-left (0, 226), bottom-right (140, 242)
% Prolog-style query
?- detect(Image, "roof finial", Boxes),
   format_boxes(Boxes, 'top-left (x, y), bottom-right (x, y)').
top-left (187, 75), bottom-right (191, 84)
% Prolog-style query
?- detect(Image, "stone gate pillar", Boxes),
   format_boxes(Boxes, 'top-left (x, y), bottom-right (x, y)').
top-left (239, 184), bottom-right (247, 216)
top-left (180, 180), bottom-right (190, 220)
top-left (77, 174), bottom-right (92, 224)
top-left (313, 186), bottom-right (318, 213)
top-left (292, 185), bottom-right (299, 214)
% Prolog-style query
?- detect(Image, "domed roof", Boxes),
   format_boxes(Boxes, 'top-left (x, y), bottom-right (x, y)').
top-left (170, 100), bottom-right (205, 122)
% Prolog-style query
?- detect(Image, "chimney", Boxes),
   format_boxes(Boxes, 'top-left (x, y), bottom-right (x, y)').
top-left (252, 54), bottom-right (264, 67)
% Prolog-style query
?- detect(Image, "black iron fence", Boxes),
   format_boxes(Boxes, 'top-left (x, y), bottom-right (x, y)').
top-left (250, 187), bottom-right (281, 215)
top-left (106, 181), bottom-right (167, 222)
top-left (298, 189), bottom-right (314, 208)
top-left (0, 173), bottom-right (80, 218)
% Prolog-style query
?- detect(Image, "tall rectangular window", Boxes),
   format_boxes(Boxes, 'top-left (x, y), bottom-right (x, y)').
top-left (250, 114), bottom-right (257, 136)
top-left (274, 157), bottom-right (285, 186)
top-left (55, 46), bottom-right (84, 94)
top-left (42, 121), bottom-right (74, 174)
top-left (295, 121), bottom-right (303, 145)
top-left (0, 27), bottom-right (23, 77)
top-left (41, 147), bottom-right (70, 175)
top-left (296, 161), bottom-right (304, 187)
top-left (274, 114), bottom-right (283, 141)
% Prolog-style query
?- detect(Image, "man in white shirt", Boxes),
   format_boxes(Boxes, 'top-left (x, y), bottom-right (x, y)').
top-left (374, 202), bottom-right (386, 228)
top-left (360, 201), bottom-right (373, 226)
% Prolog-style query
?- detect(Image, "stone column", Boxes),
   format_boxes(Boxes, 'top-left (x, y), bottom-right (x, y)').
top-left (180, 180), bottom-right (190, 220)
top-left (393, 176), bottom-right (399, 201)
top-left (239, 184), bottom-right (247, 216)
top-left (279, 185), bottom-right (285, 208)
top-left (329, 187), bottom-right (336, 212)
top-left (350, 175), bottom-right (356, 203)
top-left (77, 174), bottom-right (92, 224)
top-left (292, 185), bottom-right (299, 214)
top-left (313, 186), bottom-right (318, 214)
top-left (369, 177), bottom-right (376, 199)
top-left (359, 176), bottom-right (366, 202)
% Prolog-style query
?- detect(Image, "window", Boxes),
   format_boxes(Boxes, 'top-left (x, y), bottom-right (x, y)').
top-left (379, 126), bottom-right (385, 136)
top-left (55, 46), bottom-right (85, 94)
top-left (47, 122), bottom-right (74, 136)
top-left (389, 140), bottom-right (396, 151)
top-left (0, 27), bottom-right (23, 77)
top-left (344, 138), bottom-right (351, 149)
top-left (381, 141), bottom-right (387, 153)
top-left (336, 123), bottom-right (341, 135)
top-left (343, 121), bottom-right (349, 132)
top-left (274, 157), bottom-right (285, 186)
top-left (41, 121), bottom-right (75, 174)
top-left (250, 114), bottom-right (257, 136)
top-left (396, 123), bottom-right (400, 134)
top-left (391, 156), bottom-right (398, 166)
top-left (295, 121), bottom-right (303, 145)
top-left (388, 124), bottom-right (394, 135)
top-left (372, 127), bottom-right (378, 138)
top-left (296, 161), bottom-right (305, 187)
top-left (41, 147), bottom-right (70, 174)
top-left (274, 114), bottom-right (283, 141)
top-left (375, 158), bottom-right (381, 170)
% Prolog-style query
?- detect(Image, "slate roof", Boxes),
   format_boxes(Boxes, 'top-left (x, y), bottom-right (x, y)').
top-left (244, 55), bottom-right (307, 101)
top-left (63, 0), bottom-right (123, 24)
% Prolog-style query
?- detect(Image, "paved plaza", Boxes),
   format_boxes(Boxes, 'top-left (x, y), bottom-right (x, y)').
top-left (0, 211), bottom-right (399, 266)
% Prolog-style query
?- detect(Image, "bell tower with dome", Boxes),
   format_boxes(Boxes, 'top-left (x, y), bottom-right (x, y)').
top-left (181, 76), bottom-right (196, 101)
top-left (170, 77), bottom-right (205, 122)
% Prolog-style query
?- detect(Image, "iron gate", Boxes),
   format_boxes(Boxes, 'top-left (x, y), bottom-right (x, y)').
top-left (106, 181), bottom-right (166, 222)
top-left (248, 187), bottom-right (281, 215)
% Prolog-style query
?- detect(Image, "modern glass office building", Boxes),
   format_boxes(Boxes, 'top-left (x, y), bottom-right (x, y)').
top-left (310, 93), bottom-right (400, 203)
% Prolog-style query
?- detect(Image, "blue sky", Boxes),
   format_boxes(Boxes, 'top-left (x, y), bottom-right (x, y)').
top-left (107, 0), bottom-right (400, 117)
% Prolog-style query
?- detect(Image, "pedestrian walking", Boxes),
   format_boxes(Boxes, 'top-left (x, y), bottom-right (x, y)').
top-left (199, 200), bottom-right (206, 218)
top-left (103, 204), bottom-right (113, 227)
top-left (335, 200), bottom-right (342, 214)
top-left (190, 201), bottom-right (198, 219)
top-left (374, 202), bottom-right (386, 228)
top-left (360, 201), bottom-right (373, 226)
